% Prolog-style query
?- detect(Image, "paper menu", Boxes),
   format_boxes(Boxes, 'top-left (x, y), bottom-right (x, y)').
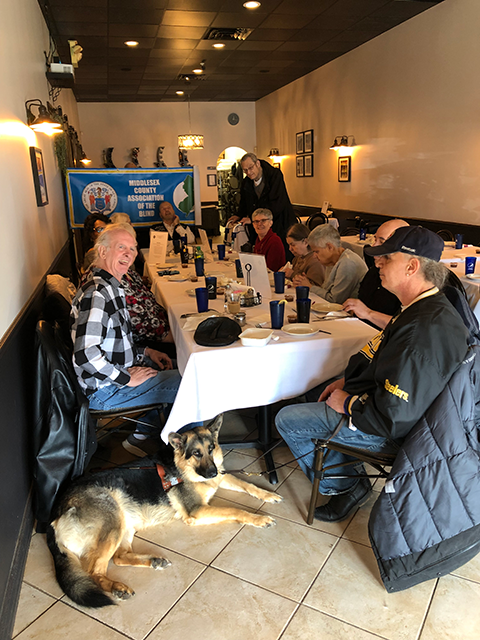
top-left (198, 228), bottom-right (212, 256)
top-left (238, 252), bottom-right (272, 301)
top-left (149, 230), bottom-right (168, 265)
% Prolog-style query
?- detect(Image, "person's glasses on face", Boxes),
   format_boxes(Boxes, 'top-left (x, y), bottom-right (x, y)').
top-left (244, 164), bottom-right (256, 175)
top-left (252, 218), bottom-right (270, 225)
top-left (94, 225), bottom-right (106, 234)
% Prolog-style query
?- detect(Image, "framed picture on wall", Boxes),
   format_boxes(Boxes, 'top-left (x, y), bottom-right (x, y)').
top-left (304, 154), bottom-right (314, 177)
top-left (338, 156), bottom-right (351, 182)
top-left (207, 173), bottom-right (217, 187)
top-left (304, 129), bottom-right (314, 153)
top-left (29, 147), bottom-right (48, 206)
top-left (296, 156), bottom-right (304, 178)
top-left (296, 132), bottom-right (304, 154)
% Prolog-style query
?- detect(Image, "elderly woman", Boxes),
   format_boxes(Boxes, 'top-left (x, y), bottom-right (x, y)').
top-left (283, 223), bottom-right (325, 287)
top-left (252, 208), bottom-right (285, 272)
top-left (293, 224), bottom-right (367, 303)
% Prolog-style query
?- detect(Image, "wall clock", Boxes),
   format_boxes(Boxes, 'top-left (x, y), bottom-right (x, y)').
top-left (228, 113), bottom-right (240, 126)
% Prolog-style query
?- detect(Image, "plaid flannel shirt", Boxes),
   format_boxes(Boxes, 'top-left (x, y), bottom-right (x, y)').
top-left (71, 268), bottom-right (145, 393)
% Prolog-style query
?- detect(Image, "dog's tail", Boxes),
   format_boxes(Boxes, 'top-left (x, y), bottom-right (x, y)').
top-left (46, 525), bottom-right (114, 608)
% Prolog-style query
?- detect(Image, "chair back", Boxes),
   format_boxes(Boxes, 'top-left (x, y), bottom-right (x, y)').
top-left (306, 212), bottom-right (327, 231)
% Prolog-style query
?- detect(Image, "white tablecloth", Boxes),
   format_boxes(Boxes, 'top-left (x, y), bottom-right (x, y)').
top-left (441, 245), bottom-right (480, 320)
top-left (340, 235), bottom-right (375, 258)
top-left (144, 252), bottom-right (378, 441)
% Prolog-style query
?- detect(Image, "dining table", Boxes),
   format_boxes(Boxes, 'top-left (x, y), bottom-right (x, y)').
top-left (143, 248), bottom-right (378, 482)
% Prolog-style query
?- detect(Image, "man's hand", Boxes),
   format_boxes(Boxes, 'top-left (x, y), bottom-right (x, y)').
top-left (227, 215), bottom-right (240, 224)
top-left (319, 377), bottom-right (345, 402)
top-left (343, 298), bottom-right (370, 320)
top-left (239, 217), bottom-right (251, 225)
top-left (127, 366), bottom-right (158, 387)
top-left (292, 273), bottom-right (310, 287)
top-left (325, 389), bottom-right (349, 414)
top-left (145, 347), bottom-right (173, 370)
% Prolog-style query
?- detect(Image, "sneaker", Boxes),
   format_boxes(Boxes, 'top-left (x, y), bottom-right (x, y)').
top-left (314, 478), bottom-right (372, 523)
top-left (122, 434), bottom-right (162, 458)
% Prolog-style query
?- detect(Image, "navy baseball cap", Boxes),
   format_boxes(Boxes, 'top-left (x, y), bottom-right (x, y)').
top-left (365, 226), bottom-right (444, 262)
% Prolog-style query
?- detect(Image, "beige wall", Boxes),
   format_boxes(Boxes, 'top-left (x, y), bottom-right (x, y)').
top-left (256, 0), bottom-right (480, 227)
top-left (77, 102), bottom-right (256, 201)
top-left (0, 0), bottom-right (79, 340)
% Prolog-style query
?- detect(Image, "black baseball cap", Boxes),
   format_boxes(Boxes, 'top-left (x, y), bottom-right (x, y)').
top-left (365, 226), bottom-right (444, 262)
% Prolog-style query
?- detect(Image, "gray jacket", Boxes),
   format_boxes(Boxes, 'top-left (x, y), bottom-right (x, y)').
top-left (311, 248), bottom-right (367, 303)
top-left (368, 346), bottom-right (480, 592)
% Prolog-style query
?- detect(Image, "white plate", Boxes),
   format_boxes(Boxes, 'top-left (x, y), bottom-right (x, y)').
top-left (186, 288), bottom-right (196, 296)
top-left (168, 275), bottom-right (189, 282)
top-left (282, 323), bottom-right (320, 337)
top-left (466, 273), bottom-right (480, 280)
top-left (239, 328), bottom-right (273, 347)
top-left (311, 301), bottom-right (343, 313)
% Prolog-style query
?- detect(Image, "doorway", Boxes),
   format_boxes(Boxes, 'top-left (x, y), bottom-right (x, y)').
top-left (216, 146), bottom-right (246, 226)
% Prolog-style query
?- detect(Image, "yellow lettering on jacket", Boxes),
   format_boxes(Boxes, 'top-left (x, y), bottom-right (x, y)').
top-left (384, 379), bottom-right (409, 402)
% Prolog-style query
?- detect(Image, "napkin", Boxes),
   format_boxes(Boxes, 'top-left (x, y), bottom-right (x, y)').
top-left (181, 311), bottom-right (221, 332)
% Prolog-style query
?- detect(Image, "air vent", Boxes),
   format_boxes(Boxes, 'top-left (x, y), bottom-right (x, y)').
top-left (176, 74), bottom-right (206, 81)
top-left (203, 27), bottom-right (254, 41)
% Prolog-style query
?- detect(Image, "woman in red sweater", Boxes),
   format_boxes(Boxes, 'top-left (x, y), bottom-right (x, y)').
top-left (252, 208), bottom-right (285, 271)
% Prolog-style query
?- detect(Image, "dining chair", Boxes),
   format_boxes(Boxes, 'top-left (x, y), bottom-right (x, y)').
top-left (437, 229), bottom-right (455, 241)
top-left (306, 212), bottom-right (328, 230)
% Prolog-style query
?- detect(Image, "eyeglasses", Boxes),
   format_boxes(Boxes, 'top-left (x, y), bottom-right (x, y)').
top-left (252, 218), bottom-right (270, 225)
top-left (243, 164), bottom-right (256, 173)
top-left (94, 226), bottom-right (106, 233)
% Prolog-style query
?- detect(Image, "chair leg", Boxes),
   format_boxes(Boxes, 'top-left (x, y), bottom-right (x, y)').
top-left (307, 444), bottom-right (324, 525)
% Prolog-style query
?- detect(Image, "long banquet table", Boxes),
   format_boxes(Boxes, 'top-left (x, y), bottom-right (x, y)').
top-left (143, 251), bottom-right (378, 475)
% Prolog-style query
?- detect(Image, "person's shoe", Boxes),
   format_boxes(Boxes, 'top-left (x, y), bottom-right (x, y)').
top-left (122, 434), bottom-right (161, 458)
top-left (314, 478), bottom-right (372, 523)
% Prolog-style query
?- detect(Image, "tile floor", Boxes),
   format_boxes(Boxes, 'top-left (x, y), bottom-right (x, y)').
top-left (12, 410), bottom-right (480, 640)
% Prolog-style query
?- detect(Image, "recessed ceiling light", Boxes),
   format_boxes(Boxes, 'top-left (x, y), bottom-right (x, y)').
top-left (176, 90), bottom-right (184, 95)
top-left (243, 1), bottom-right (261, 8)
top-left (213, 43), bottom-right (225, 49)
top-left (193, 68), bottom-right (203, 74)
top-left (124, 40), bottom-right (139, 47)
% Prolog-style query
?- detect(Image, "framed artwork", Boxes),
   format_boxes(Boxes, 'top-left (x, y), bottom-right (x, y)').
top-left (207, 173), bottom-right (217, 187)
top-left (304, 129), bottom-right (314, 153)
top-left (304, 154), bottom-right (314, 177)
top-left (338, 156), bottom-right (351, 182)
top-left (296, 132), bottom-right (304, 155)
top-left (29, 147), bottom-right (48, 206)
top-left (296, 156), bottom-right (304, 178)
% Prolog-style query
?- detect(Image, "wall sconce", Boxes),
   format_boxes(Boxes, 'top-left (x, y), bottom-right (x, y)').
top-left (25, 99), bottom-right (63, 135)
top-left (330, 135), bottom-right (356, 150)
top-left (80, 151), bottom-right (91, 165)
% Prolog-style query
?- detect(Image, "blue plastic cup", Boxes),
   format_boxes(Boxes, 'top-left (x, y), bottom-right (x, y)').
top-left (296, 298), bottom-right (311, 323)
top-left (217, 244), bottom-right (226, 260)
top-left (296, 285), bottom-right (310, 300)
top-left (359, 228), bottom-right (367, 240)
top-left (205, 276), bottom-right (217, 299)
top-left (455, 234), bottom-right (464, 250)
top-left (274, 271), bottom-right (286, 294)
top-left (194, 257), bottom-right (204, 277)
top-left (195, 287), bottom-right (209, 313)
top-left (270, 300), bottom-right (285, 330)
top-left (465, 256), bottom-right (477, 275)
top-left (173, 238), bottom-right (182, 254)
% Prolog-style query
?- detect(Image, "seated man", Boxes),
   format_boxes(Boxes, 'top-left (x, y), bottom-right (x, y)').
top-left (294, 224), bottom-right (367, 303)
top-left (152, 201), bottom-right (195, 253)
top-left (343, 219), bottom-right (409, 328)
top-left (71, 224), bottom-right (183, 458)
top-left (252, 208), bottom-right (286, 272)
top-left (276, 226), bottom-right (469, 522)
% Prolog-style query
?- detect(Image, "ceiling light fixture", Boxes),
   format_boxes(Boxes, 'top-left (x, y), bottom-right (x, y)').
top-left (243, 1), bottom-right (261, 8)
top-left (176, 90), bottom-right (184, 95)
top-left (193, 60), bottom-right (206, 75)
top-left (178, 94), bottom-right (204, 150)
top-left (212, 43), bottom-right (225, 49)
top-left (25, 99), bottom-right (63, 135)
top-left (330, 135), bottom-right (356, 150)
top-left (124, 40), bottom-right (139, 47)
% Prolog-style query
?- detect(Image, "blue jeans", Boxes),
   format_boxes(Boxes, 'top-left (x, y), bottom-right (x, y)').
top-left (89, 364), bottom-right (181, 436)
top-left (275, 402), bottom-right (401, 495)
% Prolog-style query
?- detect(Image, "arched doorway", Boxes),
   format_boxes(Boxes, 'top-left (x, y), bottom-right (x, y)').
top-left (216, 146), bottom-right (246, 226)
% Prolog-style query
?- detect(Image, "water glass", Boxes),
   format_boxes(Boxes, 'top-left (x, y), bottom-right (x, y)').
top-left (465, 256), bottom-right (477, 275)
top-left (205, 276), bottom-right (217, 299)
top-left (296, 298), bottom-right (311, 323)
top-left (274, 271), bottom-right (286, 294)
top-left (270, 300), bottom-right (285, 330)
top-left (195, 287), bottom-right (209, 313)
top-left (296, 286), bottom-right (309, 300)
top-left (217, 244), bottom-right (226, 260)
top-left (194, 257), bottom-right (204, 277)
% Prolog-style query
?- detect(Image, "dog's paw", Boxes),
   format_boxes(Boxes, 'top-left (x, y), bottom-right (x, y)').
top-left (112, 584), bottom-right (135, 600)
top-left (151, 557), bottom-right (171, 570)
top-left (251, 514), bottom-right (276, 528)
top-left (262, 492), bottom-right (283, 503)
top-left (184, 516), bottom-right (196, 526)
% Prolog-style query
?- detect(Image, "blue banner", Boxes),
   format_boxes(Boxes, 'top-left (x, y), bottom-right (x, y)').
top-left (65, 168), bottom-right (197, 228)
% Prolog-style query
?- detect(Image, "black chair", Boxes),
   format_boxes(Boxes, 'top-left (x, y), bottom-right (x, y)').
top-left (33, 319), bottom-right (165, 530)
top-left (306, 212), bottom-right (327, 231)
top-left (342, 227), bottom-right (361, 236)
top-left (437, 229), bottom-right (455, 241)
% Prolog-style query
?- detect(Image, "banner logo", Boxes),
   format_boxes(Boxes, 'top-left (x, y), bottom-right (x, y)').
top-left (82, 181), bottom-right (118, 214)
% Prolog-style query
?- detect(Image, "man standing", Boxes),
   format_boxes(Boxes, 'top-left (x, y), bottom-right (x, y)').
top-left (229, 153), bottom-right (296, 249)
top-left (276, 226), bottom-right (469, 522)
top-left (71, 224), bottom-right (182, 457)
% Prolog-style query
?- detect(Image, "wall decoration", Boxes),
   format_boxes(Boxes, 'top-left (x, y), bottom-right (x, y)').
top-left (338, 156), bottom-right (351, 182)
top-left (207, 173), bottom-right (217, 187)
top-left (304, 129), bottom-right (314, 153)
top-left (29, 147), bottom-right (48, 206)
top-left (304, 154), bottom-right (314, 177)
top-left (296, 156), bottom-right (304, 178)
top-left (296, 132), bottom-right (304, 154)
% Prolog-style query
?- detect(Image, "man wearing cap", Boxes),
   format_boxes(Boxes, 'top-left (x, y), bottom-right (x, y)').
top-left (276, 226), bottom-right (469, 523)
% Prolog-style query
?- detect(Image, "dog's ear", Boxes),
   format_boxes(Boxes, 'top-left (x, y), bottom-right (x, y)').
top-left (168, 432), bottom-right (187, 451)
top-left (206, 413), bottom-right (223, 440)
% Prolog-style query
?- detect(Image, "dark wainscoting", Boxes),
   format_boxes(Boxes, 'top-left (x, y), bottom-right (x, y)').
top-left (292, 204), bottom-right (480, 244)
top-left (0, 238), bottom-right (74, 639)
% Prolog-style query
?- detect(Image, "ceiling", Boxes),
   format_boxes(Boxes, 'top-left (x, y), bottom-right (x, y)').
top-left (38, 0), bottom-right (444, 103)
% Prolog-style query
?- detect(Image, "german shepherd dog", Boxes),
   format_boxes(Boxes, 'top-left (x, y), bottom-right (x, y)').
top-left (47, 415), bottom-right (282, 608)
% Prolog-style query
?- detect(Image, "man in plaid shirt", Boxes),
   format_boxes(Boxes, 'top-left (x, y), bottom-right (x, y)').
top-left (71, 223), bottom-right (182, 457)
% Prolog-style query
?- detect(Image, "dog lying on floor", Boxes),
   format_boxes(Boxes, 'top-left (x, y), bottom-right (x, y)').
top-left (46, 415), bottom-right (282, 608)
